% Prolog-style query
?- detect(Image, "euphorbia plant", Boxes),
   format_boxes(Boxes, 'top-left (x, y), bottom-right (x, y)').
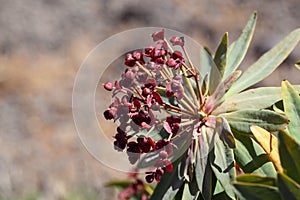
top-left (104, 12), bottom-right (300, 199)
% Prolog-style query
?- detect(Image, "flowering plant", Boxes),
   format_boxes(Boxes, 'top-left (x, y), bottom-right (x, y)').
top-left (104, 12), bottom-right (300, 200)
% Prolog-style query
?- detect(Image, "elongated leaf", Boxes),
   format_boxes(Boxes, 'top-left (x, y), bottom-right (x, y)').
top-left (150, 154), bottom-right (186, 200)
top-left (217, 117), bottom-right (236, 148)
top-left (197, 152), bottom-right (216, 200)
top-left (182, 179), bottom-right (200, 200)
top-left (105, 180), bottom-right (131, 189)
top-left (233, 182), bottom-right (281, 200)
top-left (236, 174), bottom-right (277, 187)
top-left (278, 130), bottom-right (300, 183)
top-left (214, 32), bottom-right (228, 78)
top-left (251, 126), bottom-right (283, 172)
top-left (278, 173), bottom-right (300, 200)
top-left (226, 28), bottom-right (300, 98)
top-left (215, 86), bottom-right (300, 114)
top-left (223, 12), bottom-right (257, 80)
top-left (233, 130), bottom-right (277, 177)
top-left (212, 191), bottom-right (232, 200)
top-left (210, 140), bottom-right (236, 199)
top-left (282, 80), bottom-right (300, 143)
top-left (222, 109), bottom-right (288, 134)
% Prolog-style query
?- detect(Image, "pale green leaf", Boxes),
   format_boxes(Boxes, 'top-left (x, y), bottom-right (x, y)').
top-left (225, 28), bottom-right (300, 98)
top-left (214, 32), bottom-right (228, 78)
top-left (236, 174), bottom-right (277, 187)
top-left (233, 130), bottom-right (277, 177)
top-left (278, 173), bottom-right (300, 200)
top-left (214, 86), bottom-right (300, 115)
top-left (278, 130), bottom-right (300, 184)
top-left (222, 109), bottom-right (288, 134)
top-left (233, 182), bottom-right (281, 200)
top-left (282, 80), bottom-right (300, 143)
top-left (223, 12), bottom-right (257, 80)
top-left (210, 140), bottom-right (236, 199)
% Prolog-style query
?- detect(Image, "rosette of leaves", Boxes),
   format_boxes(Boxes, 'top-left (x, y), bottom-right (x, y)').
top-left (233, 80), bottom-right (300, 200)
top-left (148, 12), bottom-right (300, 200)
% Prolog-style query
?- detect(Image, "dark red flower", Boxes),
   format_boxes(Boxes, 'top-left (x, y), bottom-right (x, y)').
top-left (125, 53), bottom-right (136, 67)
top-left (152, 29), bottom-right (165, 41)
top-left (166, 74), bottom-right (184, 100)
top-left (166, 51), bottom-right (184, 70)
top-left (164, 116), bottom-right (181, 135)
top-left (113, 127), bottom-right (128, 151)
top-left (164, 160), bottom-right (173, 172)
top-left (137, 137), bottom-right (151, 153)
top-left (143, 46), bottom-right (154, 57)
top-left (125, 51), bottom-right (145, 67)
top-left (145, 174), bottom-right (154, 183)
top-left (170, 36), bottom-right (185, 46)
top-left (131, 110), bottom-right (151, 127)
top-left (103, 81), bottom-right (114, 91)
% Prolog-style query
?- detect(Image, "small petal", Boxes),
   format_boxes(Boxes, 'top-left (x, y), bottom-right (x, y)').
top-left (170, 36), bottom-right (184, 46)
top-left (152, 29), bottom-right (165, 41)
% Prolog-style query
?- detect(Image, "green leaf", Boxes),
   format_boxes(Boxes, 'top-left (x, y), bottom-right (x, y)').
top-left (199, 47), bottom-right (222, 95)
top-left (196, 152), bottom-right (216, 200)
top-left (278, 130), bottom-right (300, 183)
top-left (222, 109), bottom-right (288, 134)
top-left (105, 180), bottom-right (131, 189)
top-left (214, 86), bottom-right (300, 115)
top-left (217, 117), bottom-right (236, 148)
top-left (214, 32), bottom-right (228, 78)
top-left (210, 140), bottom-right (236, 199)
top-left (150, 154), bottom-right (186, 200)
top-left (282, 80), bottom-right (300, 143)
top-left (226, 28), bottom-right (300, 98)
top-left (236, 174), bottom-right (277, 187)
top-left (212, 191), bottom-right (232, 200)
top-left (233, 130), bottom-right (277, 177)
top-left (223, 12), bottom-right (257, 80)
top-left (233, 182), bottom-right (281, 200)
top-left (181, 180), bottom-right (200, 200)
top-left (278, 173), bottom-right (300, 200)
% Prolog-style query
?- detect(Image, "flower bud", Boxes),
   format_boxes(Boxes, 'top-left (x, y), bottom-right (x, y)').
top-left (103, 81), bottom-right (113, 91)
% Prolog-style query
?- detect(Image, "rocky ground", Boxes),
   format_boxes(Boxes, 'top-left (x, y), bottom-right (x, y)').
top-left (0, 0), bottom-right (299, 199)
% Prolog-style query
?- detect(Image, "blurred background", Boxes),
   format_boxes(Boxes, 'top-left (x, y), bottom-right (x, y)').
top-left (0, 0), bottom-right (299, 199)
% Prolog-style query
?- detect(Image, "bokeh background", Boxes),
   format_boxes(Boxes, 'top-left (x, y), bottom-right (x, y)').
top-left (0, 0), bottom-right (299, 199)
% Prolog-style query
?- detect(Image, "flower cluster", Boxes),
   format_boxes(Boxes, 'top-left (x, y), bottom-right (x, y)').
top-left (103, 28), bottom-right (206, 186)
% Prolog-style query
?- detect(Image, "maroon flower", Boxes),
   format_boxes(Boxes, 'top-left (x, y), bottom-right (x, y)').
top-left (170, 36), bottom-right (185, 46)
top-left (145, 174), bottom-right (154, 183)
top-left (166, 50), bottom-right (184, 70)
top-left (166, 74), bottom-right (184, 100)
top-left (150, 41), bottom-right (168, 62)
top-left (137, 137), bottom-right (151, 153)
top-left (125, 51), bottom-right (145, 67)
top-left (103, 81), bottom-right (114, 91)
top-left (143, 46), bottom-right (154, 57)
top-left (164, 116), bottom-right (181, 135)
top-left (113, 127), bottom-right (129, 151)
top-left (152, 29), bottom-right (165, 41)
top-left (127, 141), bottom-right (141, 164)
